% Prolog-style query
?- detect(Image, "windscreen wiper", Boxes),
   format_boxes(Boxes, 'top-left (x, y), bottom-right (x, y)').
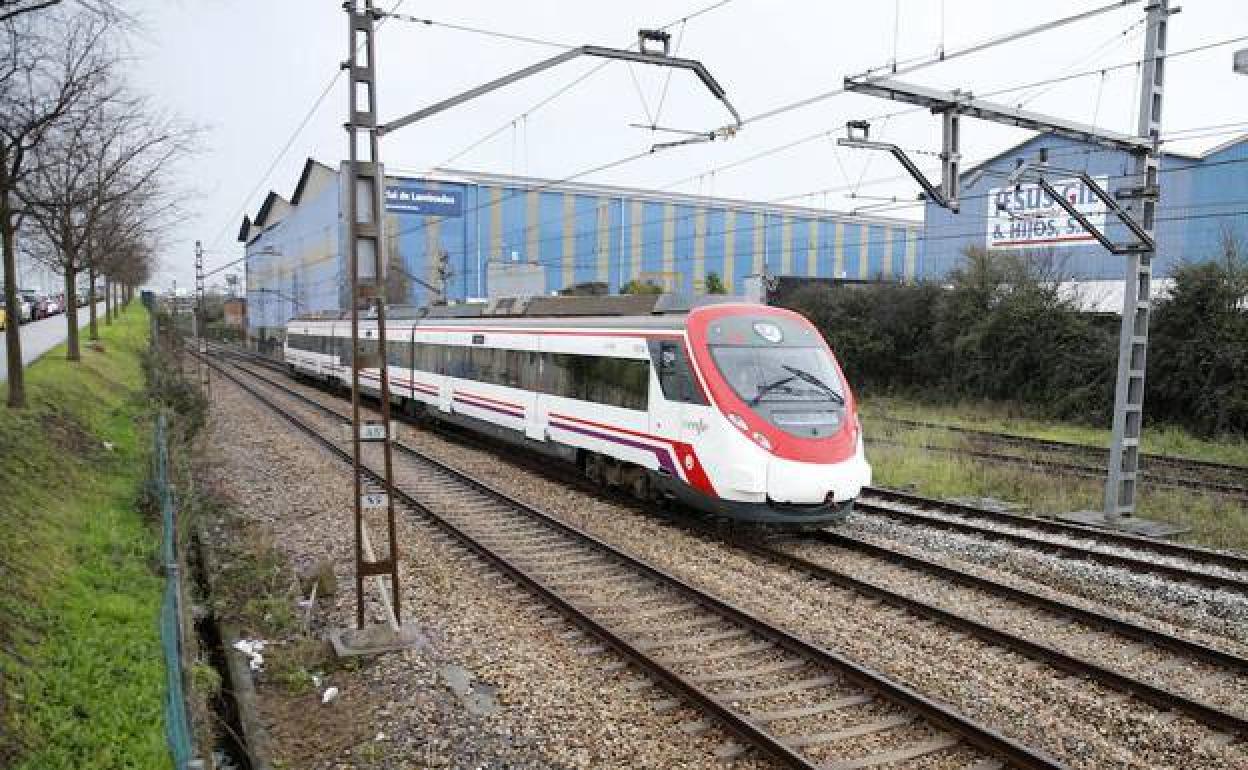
top-left (782, 365), bottom-right (845, 405)
top-left (749, 375), bottom-right (796, 406)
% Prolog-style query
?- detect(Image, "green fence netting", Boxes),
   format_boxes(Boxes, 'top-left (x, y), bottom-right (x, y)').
top-left (156, 412), bottom-right (195, 768)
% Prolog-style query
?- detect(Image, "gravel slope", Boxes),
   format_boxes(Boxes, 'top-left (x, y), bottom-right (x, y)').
top-left (200, 373), bottom-right (771, 769)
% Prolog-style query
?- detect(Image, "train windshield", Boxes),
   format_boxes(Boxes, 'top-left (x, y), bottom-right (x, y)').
top-left (706, 315), bottom-right (847, 438)
top-left (710, 346), bottom-right (845, 406)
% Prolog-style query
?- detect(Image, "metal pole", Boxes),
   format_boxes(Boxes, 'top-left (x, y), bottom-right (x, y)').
top-left (345, 0), bottom-right (402, 630)
top-left (1104, 0), bottom-right (1169, 521)
top-left (195, 240), bottom-right (208, 392)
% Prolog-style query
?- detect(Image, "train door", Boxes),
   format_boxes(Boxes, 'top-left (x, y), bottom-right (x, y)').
top-left (524, 348), bottom-right (545, 441)
top-left (649, 339), bottom-right (709, 441)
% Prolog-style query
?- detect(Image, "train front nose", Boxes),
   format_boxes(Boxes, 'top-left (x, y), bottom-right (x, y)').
top-left (763, 439), bottom-right (872, 504)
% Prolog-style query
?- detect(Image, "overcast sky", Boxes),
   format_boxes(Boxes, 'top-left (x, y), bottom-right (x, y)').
top-left (123, 0), bottom-right (1248, 289)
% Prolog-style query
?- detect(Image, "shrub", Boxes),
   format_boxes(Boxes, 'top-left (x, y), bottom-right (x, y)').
top-left (1147, 238), bottom-right (1248, 436)
top-left (782, 248), bottom-right (1116, 422)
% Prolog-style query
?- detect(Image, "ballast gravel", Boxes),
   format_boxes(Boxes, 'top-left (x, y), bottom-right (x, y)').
top-left (199, 373), bottom-right (771, 770)
top-left (220, 363), bottom-right (1248, 768)
top-left (844, 511), bottom-right (1248, 642)
top-left (392, 424), bottom-right (1248, 769)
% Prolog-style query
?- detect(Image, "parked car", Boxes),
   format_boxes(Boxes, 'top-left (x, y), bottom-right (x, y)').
top-left (32, 294), bottom-right (52, 319)
top-left (20, 290), bottom-right (42, 319)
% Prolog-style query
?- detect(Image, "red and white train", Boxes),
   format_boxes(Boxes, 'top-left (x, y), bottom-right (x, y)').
top-left (284, 300), bottom-right (870, 526)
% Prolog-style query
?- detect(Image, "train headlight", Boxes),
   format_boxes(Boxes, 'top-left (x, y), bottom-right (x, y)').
top-left (727, 413), bottom-right (749, 433)
top-left (751, 432), bottom-right (772, 451)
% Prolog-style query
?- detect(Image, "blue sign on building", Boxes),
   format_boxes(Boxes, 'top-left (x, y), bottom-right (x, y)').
top-left (384, 184), bottom-right (463, 216)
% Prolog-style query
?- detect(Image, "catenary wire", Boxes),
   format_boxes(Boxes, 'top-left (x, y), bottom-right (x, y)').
top-left (737, 0), bottom-right (1145, 128)
top-left (435, 0), bottom-right (740, 169)
top-left (661, 31), bottom-right (1248, 193)
top-left (241, 133), bottom-right (1248, 292)
top-left (203, 0), bottom-right (407, 258)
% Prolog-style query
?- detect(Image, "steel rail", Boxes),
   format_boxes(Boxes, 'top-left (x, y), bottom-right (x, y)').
top-left (746, 538), bottom-right (1248, 736)
top-left (857, 496), bottom-right (1248, 595)
top-left (212, 344), bottom-right (1248, 591)
top-left (214, 351), bottom-right (1248, 742)
top-left (863, 487), bottom-right (1248, 577)
top-left (804, 529), bottom-right (1248, 674)
top-left (216, 348), bottom-right (1248, 662)
top-left (202, 351), bottom-right (1064, 769)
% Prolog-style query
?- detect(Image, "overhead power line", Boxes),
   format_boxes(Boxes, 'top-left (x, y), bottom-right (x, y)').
top-left (664, 31), bottom-right (1248, 193)
top-left (378, 12), bottom-right (574, 50)
top-left (740, 0), bottom-right (1145, 128)
top-left (435, 0), bottom-right (740, 168)
top-left (241, 114), bottom-right (1248, 295)
top-left (245, 147), bottom-right (1248, 290)
top-left (204, 0), bottom-right (408, 259)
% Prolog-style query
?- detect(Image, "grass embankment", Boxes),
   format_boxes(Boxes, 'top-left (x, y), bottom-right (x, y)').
top-left (0, 307), bottom-right (168, 769)
top-left (860, 395), bottom-right (1248, 551)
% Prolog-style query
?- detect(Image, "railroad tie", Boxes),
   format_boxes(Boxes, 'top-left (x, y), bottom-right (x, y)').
top-left (748, 694), bottom-right (875, 723)
top-left (691, 658), bottom-right (807, 684)
top-left (636, 628), bottom-right (749, 652)
top-left (782, 713), bottom-right (917, 748)
top-left (591, 601), bottom-right (699, 622)
top-left (615, 615), bottom-right (724, 637)
top-left (716, 675), bottom-right (843, 702)
top-left (657, 640), bottom-right (774, 666)
top-left (821, 734), bottom-right (962, 770)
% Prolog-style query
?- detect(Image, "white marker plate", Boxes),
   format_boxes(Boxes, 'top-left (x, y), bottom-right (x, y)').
top-left (361, 492), bottom-right (388, 510)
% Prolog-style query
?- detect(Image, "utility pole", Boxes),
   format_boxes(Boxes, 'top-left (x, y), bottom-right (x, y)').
top-left (195, 240), bottom-right (208, 392)
top-left (339, 0), bottom-right (405, 648)
top-left (1104, 0), bottom-right (1169, 520)
top-left (327, 3), bottom-right (738, 654)
top-left (838, 1), bottom-right (1179, 532)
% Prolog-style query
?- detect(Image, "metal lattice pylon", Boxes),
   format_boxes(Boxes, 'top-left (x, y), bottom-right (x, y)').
top-left (344, 0), bottom-right (402, 630)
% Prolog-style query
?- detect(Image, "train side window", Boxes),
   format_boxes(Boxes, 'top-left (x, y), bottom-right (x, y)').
top-left (520, 351), bottom-right (541, 391)
top-left (423, 342), bottom-right (445, 374)
top-left (650, 340), bottom-right (707, 405)
top-left (543, 352), bottom-right (648, 410)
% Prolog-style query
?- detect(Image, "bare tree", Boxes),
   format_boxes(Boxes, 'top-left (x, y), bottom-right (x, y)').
top-left (1, 11), bottom-right (113, 406)
top-left (20, 70), bottom-right (193, 359)
top-left (92, 193), bottom-right (162, 326)
top-left (0, 0), bottom-right (124, 24)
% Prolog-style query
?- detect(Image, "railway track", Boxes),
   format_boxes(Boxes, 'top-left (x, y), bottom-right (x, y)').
top-left (205, 345), bottom-right (1248, 751)
top-left (867, 416), bottom-right (1248, 500)
top-left (857, 489), bottom-right (1248, 596)
top-left (206, 344), bottom-right (1248, 591)
top-left (199, 349), bottom-right (1059, 769)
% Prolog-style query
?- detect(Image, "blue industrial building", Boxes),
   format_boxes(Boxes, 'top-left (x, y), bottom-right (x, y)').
top-left (239, 159), bottom-right (921, 342)
top-left (922, 134), bottom-right (1248, 281)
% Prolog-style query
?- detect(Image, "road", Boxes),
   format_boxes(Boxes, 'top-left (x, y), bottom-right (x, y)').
top-left (0, 303), bottom-right (106, 382)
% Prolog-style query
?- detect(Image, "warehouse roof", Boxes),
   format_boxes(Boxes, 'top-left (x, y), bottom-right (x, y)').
top-left (290, 158), bottom-right (337, 205)
top-left (958, 131), bottom-right (1248, 182)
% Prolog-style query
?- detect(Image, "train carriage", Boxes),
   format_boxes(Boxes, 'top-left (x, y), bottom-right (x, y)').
top-left (285, 298), bottom-right (870, 526)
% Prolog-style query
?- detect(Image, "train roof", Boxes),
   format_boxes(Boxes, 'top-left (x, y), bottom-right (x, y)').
top-left (289, 294), bottom-right (757, 332)
top-left (290, 313), bottom-right (690, 332)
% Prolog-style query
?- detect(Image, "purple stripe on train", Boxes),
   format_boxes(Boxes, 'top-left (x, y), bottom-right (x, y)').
top-left (453, 396), bottom-right (524, 420)
top-left (549, 419), bottom-right (680, 478)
